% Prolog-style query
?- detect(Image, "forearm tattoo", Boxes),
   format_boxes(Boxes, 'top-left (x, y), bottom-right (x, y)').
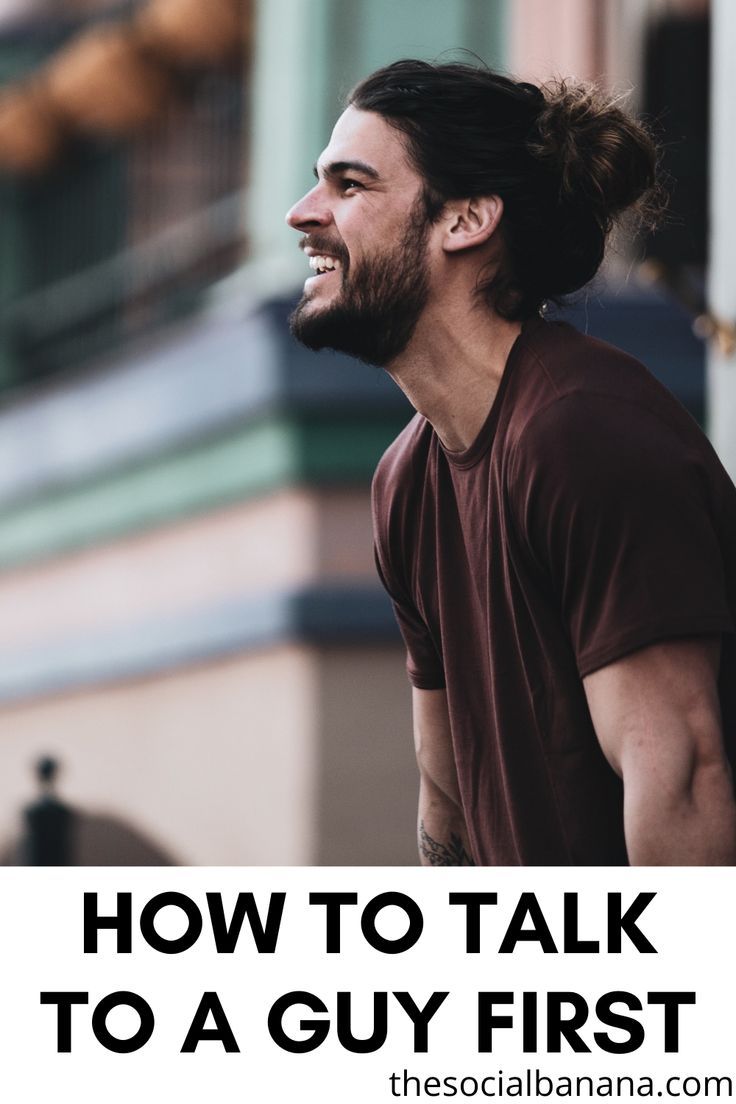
top-left (419, 821), bottom-right (475, 866)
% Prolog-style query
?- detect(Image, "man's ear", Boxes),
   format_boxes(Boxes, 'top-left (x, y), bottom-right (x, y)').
top-left (442, 195), bottom-right (503, 254)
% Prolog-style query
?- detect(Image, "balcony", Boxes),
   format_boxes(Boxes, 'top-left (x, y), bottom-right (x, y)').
top-left (0, 4), bottom-right (247, 395)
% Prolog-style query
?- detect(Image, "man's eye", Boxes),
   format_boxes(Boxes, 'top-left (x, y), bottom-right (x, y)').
top-left (341, 179), bottom-right (363, 192)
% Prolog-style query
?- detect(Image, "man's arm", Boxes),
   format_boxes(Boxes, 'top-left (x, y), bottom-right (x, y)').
top-left (583, 637), bottom-right (736, 865)
top-left (413, 687), bottom-right (474, 865)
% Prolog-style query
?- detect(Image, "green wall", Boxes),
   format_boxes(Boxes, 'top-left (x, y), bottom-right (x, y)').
top-left (0, 412), bottom-right (407, 569)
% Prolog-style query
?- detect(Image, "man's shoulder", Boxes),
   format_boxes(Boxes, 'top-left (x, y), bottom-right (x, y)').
top-left (515, 318), bottom-right (657, 409)
top-left (506, 318), bottom-right (700, 454)
top-left (504, 320), bottom-right (731, 509)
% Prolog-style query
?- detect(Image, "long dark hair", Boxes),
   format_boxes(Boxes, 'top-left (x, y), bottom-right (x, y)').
top-left (349, 59), bottom-right (662, 319)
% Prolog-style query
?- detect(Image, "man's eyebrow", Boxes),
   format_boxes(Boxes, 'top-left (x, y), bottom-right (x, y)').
top-left (312, 159), bottom-right (381, 181)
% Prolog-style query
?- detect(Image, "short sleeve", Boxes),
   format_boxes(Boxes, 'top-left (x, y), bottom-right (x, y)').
top-left (510, 393), bottom-right (734, 677)
top-left (373, 544), bottom-right (446, 689)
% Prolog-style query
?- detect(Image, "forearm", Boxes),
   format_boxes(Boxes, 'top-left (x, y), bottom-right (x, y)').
top-left (417, 778), bottom-right (474, 865)
top-left (411, 687), bottom-right (473, 865)
top-left (624, 759), bottom-right (736, 865)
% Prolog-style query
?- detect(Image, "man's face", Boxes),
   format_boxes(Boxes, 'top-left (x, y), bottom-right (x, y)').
top-left (286, 106), bottom-right (435, 367)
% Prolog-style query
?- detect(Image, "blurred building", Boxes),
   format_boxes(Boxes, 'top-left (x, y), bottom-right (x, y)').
top-left (0, 0), bottom-right (724, 864)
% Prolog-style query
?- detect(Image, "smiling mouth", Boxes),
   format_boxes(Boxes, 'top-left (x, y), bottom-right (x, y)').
top-left (308, 254), bottom-right (341, 276)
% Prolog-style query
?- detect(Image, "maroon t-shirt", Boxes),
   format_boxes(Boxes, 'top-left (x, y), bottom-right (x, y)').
top-left (372, 316), bottom-right (736, 865)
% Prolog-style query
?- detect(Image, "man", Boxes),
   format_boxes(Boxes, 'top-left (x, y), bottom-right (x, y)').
top-left (286, 59), bottom-right (736, 865)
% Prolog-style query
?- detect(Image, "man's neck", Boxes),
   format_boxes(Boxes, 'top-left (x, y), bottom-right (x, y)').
top-left (386, 302), bottom-right (523, 453)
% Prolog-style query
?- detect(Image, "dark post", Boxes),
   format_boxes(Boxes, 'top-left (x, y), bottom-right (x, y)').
top-left (23, 756), bottom-right (74, 865)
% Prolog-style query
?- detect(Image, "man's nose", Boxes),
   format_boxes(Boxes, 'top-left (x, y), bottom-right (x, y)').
top-left (285, 186), bottom-right (332, 231)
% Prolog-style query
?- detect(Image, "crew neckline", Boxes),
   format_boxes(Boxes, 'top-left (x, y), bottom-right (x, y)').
top-left (438, 313), bottom-right (545, 469)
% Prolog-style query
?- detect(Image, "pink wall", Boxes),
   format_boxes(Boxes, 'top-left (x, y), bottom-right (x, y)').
top-left (0, 643), bottom-right (417, 866)
top-left (0, 489), bottom-right (375, 650)
top-left (508, 0), bottom-right (605, 83)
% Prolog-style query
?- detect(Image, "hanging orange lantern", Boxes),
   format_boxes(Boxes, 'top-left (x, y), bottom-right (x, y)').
top-left (0, 83), bottom-right (62, 174)
top-left (134, 0), bottom-right (246, 68)
top-left (44, 24), bottom-right (174, 136)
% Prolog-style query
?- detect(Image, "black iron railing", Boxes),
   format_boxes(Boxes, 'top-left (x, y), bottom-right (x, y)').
top-left (0, 19), bottom-right (246, 393)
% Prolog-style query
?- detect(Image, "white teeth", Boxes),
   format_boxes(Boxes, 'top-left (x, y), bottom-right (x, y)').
top-left (308, 255), bottom-right (339, 273)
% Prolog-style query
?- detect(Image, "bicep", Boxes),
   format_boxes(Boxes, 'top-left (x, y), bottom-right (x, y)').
top-left (583, 637), bottom-right (725, 786)
top-left (412, 687), bottom-right (460, 806)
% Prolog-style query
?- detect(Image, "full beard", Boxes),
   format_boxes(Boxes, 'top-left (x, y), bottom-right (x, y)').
top-left (289, 211), bottom-right (431, 368)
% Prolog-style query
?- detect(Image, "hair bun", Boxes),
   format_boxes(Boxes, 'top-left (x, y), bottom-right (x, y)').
top-left (530, 79), bottom-right (659, 230)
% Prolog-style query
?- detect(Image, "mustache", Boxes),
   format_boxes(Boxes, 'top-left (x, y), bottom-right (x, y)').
top-left (299, 235), bottom-right (349, 265)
